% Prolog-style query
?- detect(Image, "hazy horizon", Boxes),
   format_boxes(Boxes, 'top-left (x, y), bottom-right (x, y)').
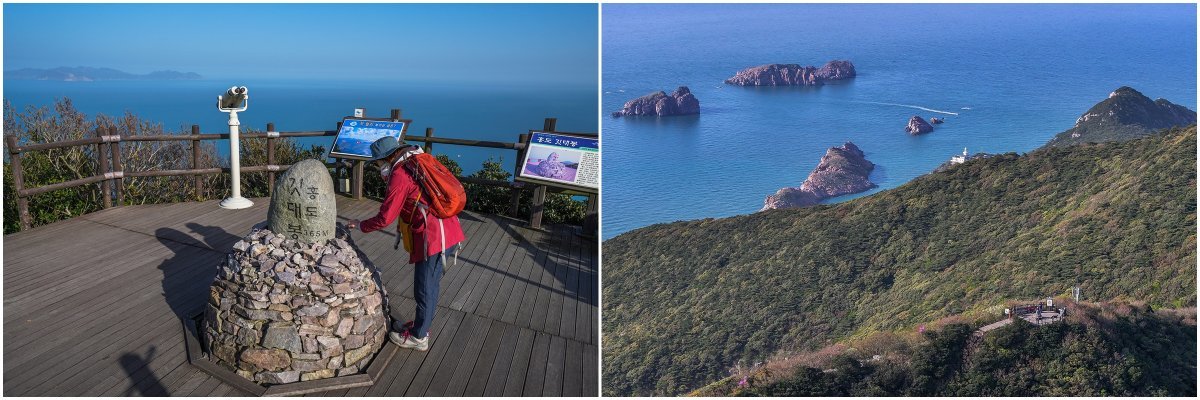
top-left (3, 3), bottom-right (599, 86)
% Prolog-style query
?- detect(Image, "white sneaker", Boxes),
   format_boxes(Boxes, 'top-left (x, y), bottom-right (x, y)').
top-left (389, 330), bottom-right (429, 351)
top-left (393, 320), bottom-right (432, 337)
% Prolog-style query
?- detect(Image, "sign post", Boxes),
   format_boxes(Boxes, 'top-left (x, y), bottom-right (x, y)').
top-left (327, 111), bottom-right (411, 199)
top-left (515, 129), bottom-right (600, 230)
top-left (516, 131), bottom-right (600, 192)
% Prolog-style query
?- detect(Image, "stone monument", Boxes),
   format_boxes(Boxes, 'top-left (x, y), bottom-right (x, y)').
top-left (201, 159), bottom-right (389, 384)
top-left (267, 160), bottom-right (337, 244)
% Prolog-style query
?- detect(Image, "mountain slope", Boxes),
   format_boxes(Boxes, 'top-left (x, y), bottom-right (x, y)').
top-left (1044, 86), bottom-right (1195, 147)
top-left (700, 300), bottom-right (1196, 396)
top-left (602, 126), bottom-right (1196, 396)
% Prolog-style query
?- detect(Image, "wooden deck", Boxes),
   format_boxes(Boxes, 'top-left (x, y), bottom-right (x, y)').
top-left (2, 197), bottom-right (597, 396)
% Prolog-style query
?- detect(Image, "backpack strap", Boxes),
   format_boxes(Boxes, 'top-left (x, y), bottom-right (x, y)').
top-left (412, 194), bottom-right (454, 268)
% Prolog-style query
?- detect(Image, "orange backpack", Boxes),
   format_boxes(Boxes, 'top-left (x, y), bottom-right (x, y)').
top-left (403, 152), bottom-right (466, 219)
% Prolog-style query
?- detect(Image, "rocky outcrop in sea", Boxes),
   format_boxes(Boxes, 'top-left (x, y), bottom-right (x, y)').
top-left (905, 116), bottom-right (934, 135)
top-left (762, 142), bottom-right (876, 210)
top-left (612, 86), bottom-right (700, 117)
top-left (724, 60), bottom-right (856, 86)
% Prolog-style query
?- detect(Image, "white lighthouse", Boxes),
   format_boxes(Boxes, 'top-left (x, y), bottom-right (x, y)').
top-left (950, 148), bottom-right (968, 164)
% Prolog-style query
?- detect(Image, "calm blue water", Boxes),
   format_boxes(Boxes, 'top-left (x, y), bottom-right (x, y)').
top-left (3, 79), bottom-right (597, 175)
top-left (602, 3), bottom-right (1197, 239)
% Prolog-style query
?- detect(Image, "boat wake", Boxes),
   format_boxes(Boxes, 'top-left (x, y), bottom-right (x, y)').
top-left (858, 101), bottom-right (960, 116)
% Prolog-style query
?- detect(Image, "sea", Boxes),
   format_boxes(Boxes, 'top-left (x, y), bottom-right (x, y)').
top-left (2, 78), bottom-right (598, 176)
top-left (602, 3), bottom-right (1197, 239)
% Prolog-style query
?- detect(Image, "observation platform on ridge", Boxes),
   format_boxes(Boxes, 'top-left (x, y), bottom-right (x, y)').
top-left (975, 305), bottom-right (1066, 336)
top-left (2, 196), bottom-right (598, 396)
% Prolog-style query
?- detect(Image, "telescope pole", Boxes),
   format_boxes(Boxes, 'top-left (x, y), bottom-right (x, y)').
top-left (219, 109), bottom-right (254, 209)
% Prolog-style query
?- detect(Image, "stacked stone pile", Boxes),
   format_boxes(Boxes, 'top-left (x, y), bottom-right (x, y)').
top-left (202, 226), bottom-right (389, 384)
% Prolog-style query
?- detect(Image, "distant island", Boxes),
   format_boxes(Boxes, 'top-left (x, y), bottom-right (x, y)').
top-left (611, 86), bottom-right (700, 117)
top-left (725, 60), bottom-right (856, 86)
top-left (4, 67), bottom-right (202, 81)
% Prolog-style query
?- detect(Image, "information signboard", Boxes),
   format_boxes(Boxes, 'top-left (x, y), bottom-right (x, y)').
top-left (329, 117), bottom-right (411, 160)
top-left (516, 131), bottom-right (599, 193)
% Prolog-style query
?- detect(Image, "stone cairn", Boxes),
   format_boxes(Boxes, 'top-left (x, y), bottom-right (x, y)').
top-left (202, 159), bottom-right (389, 384)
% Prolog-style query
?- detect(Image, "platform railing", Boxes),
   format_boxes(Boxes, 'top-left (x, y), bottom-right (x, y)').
top-left (5, 111), bottom-right (596, 232)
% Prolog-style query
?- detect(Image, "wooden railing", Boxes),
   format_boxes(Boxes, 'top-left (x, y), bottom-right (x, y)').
top-left (5, 110), bottom-right (597, 232)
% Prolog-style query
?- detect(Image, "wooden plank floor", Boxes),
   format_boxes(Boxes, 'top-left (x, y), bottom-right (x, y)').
top-left (2, 196), bottom-right (598, 396)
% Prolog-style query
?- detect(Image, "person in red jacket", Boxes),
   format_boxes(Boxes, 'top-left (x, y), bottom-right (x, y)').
top-left (346, 136), bottom-right (464, 351)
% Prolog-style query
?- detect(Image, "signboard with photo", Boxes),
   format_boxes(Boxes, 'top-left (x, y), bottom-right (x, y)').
top-left (329, 117), bottom-right (411, 160)
top-left (517, 131), bottom-right (599, 193)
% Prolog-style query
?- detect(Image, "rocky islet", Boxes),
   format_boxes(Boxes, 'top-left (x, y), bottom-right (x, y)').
top-left (905, 116), bottom-right (934, 135)
top-left (724, 60), bottom-right (856, 86)
top-left (762, 142), bottom-right (877, 210)
top-left (612, 86), bottom-right (700, 117)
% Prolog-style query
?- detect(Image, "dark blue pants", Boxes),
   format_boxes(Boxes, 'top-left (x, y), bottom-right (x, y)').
top-left (411, 244), bottom-right (455, 339)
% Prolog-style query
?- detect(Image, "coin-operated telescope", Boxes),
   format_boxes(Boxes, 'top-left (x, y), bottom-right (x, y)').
top-left (218, 86), bottom-right (248, 111)
top-left (217, 86), bottom-right (253, 209)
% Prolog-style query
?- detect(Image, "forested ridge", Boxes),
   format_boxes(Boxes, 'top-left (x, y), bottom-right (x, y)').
top-left (693, 300), bottom-right (1196, 397)
top-left (603, 125), bottom-right (1196, 396)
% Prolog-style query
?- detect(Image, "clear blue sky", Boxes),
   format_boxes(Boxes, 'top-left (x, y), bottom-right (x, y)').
top-left (3, 3), bottom-right (598, 85)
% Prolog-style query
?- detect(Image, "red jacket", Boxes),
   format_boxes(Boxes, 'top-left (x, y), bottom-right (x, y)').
top-left (360, 163), bottom-right (465, 264)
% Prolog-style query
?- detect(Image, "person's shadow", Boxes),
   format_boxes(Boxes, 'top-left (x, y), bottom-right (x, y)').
top-left (118, 346), bottom-right (169, 396)
top-left (128, 222), bottom-right (242, 395)
top-left (157, 222), bottom-right (241, 329)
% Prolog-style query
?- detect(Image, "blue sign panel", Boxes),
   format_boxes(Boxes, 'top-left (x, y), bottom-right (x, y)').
top-left (330, 118), bottom-right (408, 159)
top-left (518, 132), bottom-right (599, 192)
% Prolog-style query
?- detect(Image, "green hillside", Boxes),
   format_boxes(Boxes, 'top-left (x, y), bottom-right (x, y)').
top-left (1044, 87), bottom-right (1195, 148)
top-left (602, 126), bottom-right (1197, 396)
top-left (702, 301), bottom-right (1196, 397)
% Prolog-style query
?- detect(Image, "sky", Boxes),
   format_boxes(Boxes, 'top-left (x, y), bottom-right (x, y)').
top-left (2, 3), bottom-right (598, 86)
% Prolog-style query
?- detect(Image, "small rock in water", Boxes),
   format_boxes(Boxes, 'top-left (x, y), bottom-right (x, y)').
top-left (905, 115), bottom-right (934, 135)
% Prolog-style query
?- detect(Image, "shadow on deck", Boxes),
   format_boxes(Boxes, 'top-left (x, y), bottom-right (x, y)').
top-left (2, 196), bottom-right (597, 396)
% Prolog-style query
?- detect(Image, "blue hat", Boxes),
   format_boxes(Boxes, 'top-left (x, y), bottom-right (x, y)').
top-left (369, 136), bottom-right (407, 161)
